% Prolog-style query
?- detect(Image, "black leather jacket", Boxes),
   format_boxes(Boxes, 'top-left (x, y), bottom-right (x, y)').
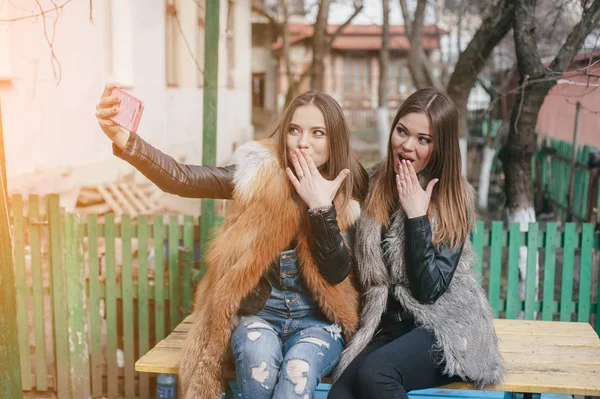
top-left (113, 133), bottom-right (355, 288)
top-left (383, 215), bottom-right (464, 324)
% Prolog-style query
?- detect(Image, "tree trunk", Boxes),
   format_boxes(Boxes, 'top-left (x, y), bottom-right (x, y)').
top-left (378, 0), bottom-right (391, 158)
top-left (446, 0), bottom-right (515, 138)
top-left (478, 146), bottom-right (496, 210)
top-left (500, 0), bottom-right (600, 316)
top-left (311, 0), bottom-right (331, 91)
top-left (402, 0), bottom-right (431, 89)
top-left (280, 0), bottom-right (296, 104)
top-left (502, 0), bottom-right (600, 218)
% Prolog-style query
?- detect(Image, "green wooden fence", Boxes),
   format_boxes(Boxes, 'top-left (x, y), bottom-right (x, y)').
top-left (535, 137), bottom-right (599, 223)
top-left (10, 194), bottom-right (201, 398)
top-left (8, 194), bottom-right (600, 398)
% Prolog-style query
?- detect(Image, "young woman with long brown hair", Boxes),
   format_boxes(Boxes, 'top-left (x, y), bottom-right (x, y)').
top-left (329, 88), bottom-right (503, 399)
top-left (95, 85), bottom-right (368, 398)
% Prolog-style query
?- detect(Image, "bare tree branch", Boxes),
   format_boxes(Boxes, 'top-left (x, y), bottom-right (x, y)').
top-left (399, 0), bottom-right (412, 38)
top-left (329, 2), bottom-right (364, 45)
top-left (0, 0), bottom-right (74, 22)
top-left (398, 0), bottom-right (444, 91)
top-left (33, 0), bottom-right (62, 85)
top-left (446, 0), bottom-right (516, 135)
top-left (251, 5), bottom-right (282, 33)
top-left (549, 0), bottom-right (600, 73)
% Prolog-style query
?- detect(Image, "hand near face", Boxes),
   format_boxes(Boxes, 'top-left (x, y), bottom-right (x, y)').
top-left (396, 159), bottom-right (438, 219)
top-left (285, 148), bottom-right (349, 209)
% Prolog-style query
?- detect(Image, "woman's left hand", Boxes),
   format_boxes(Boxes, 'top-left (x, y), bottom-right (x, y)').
top-left (285, 148), bottom-right (349, 209)
top-left (396, 159), bottom-right (438, 218)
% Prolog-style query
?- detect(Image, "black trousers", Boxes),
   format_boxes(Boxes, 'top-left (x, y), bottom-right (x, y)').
top-left (329, 320), bottom-right (462, 399)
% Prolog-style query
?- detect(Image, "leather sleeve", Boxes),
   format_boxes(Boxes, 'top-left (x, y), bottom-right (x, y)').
top-left (113, 133), bottom-right (235, 199)
top-left (308, 205), bottom-right (355, 285)
top-left (405, 215), bottom-right (464, 304)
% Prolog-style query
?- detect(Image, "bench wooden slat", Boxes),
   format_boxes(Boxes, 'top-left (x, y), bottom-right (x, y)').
top-left (136, 319), bottom-right (600, 396)
top-left (498, 333), bottom-right (600, 346)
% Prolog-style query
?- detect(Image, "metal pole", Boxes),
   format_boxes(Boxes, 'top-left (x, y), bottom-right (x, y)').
top-left (199, 0), bottom-right (220, 277)
top-left (0, 98), bottom-right (23, 398)
top-left (566, 102), bottom-right (581, 222)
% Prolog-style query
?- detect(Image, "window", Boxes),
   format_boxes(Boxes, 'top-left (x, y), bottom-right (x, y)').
top-left (344, 55), bottom-right (351, 89)
top-left (364, 57), bottom-right (371, 93)
top-left (166, 0), bottom-right (205, 88)
top-left (399, 64), bottom-right (406, 93)
top-left (353, 58), bottom-right (360, 91)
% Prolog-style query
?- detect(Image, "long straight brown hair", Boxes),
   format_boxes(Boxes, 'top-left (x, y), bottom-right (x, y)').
top-left (365, 88), bottom-right (474, 248)
top-left (271, 91), bottom-right (368, 206)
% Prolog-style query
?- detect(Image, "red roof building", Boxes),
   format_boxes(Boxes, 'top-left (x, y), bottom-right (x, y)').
top-left (536, 51), bottom-right (600, 148)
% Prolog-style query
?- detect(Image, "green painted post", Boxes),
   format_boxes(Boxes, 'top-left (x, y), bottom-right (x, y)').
top-left (48, 195), bottom-right (71, 399)
top-left (64, 214), bottom-right (90, 398)
top-left (0, 99), bottom-right (23, 399)
top-left (200, 0), bottom-right (220, 278)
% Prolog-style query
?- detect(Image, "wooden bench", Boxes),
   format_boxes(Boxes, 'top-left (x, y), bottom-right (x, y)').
top-left (136, 316), bottom-right (600, 398)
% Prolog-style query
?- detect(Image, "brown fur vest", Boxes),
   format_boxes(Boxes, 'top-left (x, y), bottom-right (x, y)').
top-left (179, 139), bottom-right (361, 398)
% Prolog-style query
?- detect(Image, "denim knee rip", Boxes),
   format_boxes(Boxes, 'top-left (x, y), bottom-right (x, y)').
top-left (245, 321), bottom-right (275, 342)
top-left (284, 358), bottom-right (311, 398)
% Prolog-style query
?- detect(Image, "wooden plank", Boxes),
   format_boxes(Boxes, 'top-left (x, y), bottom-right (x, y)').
top-left (137, 215), bottom-right (150, 398)
top-left (107, 183), bottom-right (137, 216)
top-left (47, 195), bottom-right (70, 399)
top-left (137, 325), bottom-right (600, 396)
top-left (28, 195), bottom-right (48, 391)
top-left (64, 214), bottom-right (90, 398)
top-left (96, 184), bottom-right (124, 214)
top-left (118, 183), bottom-right (149, 213)
top-left (493, 319), bottom-right (595, 336)
top-left (136, 347), bottom-right (180, 374)
top-left (488, 221), bottom-right (503, 317)
top-left (446, 372), bottom-right (600, 396)
top-left (87, 214), bottom-right (103, 397)
top-left (12, 195), bottom-right (32, 390)
top-left (524, 223), bottom-right (539, 320)
top-left (104, 214), bottom-right (118, 398)
top-left (155, 331), bottom-right (187, 348)
top-left (180, 247), bottom-right (193, 316)
top-left (169, 215), bottom-right (180, 329)
top-left (130, 184), bottom-right (158, 212)
top-left (471, 221), bottom-right (484, 285)
top-left (560, 223), bottom-right (576, 321)
top-left (172, 316), bottom-right (599, 337)
top-left (0, 145), bottom-right (23, 397)
top-left (497, 333), bottom-right (600, 347)
top-left (542, 223), bottom-right (557, 321)
top-left (154, 215), bottom-right (166, 341)
top-left (121, 215), bottom-right (135, 397)
top-left (506, 223), bottom-right (520, 319)
top-left (182, 216), bottom-right (195, 315)
top-left (576, 224), bottom-right (593, 322)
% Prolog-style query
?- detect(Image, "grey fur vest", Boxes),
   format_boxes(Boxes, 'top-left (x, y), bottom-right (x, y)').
top-left (334, 174), bottom-right (504, 388)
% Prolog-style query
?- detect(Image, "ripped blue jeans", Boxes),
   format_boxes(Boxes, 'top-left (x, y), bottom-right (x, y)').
top-left (230, 249), bottom-right (344, 399)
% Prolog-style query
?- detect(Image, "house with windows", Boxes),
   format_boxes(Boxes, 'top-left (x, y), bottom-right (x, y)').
top-left (0, 0), bottom-right (252, 184)
top-left (251, 20), bottom-right (443, 130)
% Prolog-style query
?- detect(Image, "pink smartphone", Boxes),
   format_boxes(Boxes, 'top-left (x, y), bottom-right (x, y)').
top-left (110, 88), bottom-right (144, 133)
